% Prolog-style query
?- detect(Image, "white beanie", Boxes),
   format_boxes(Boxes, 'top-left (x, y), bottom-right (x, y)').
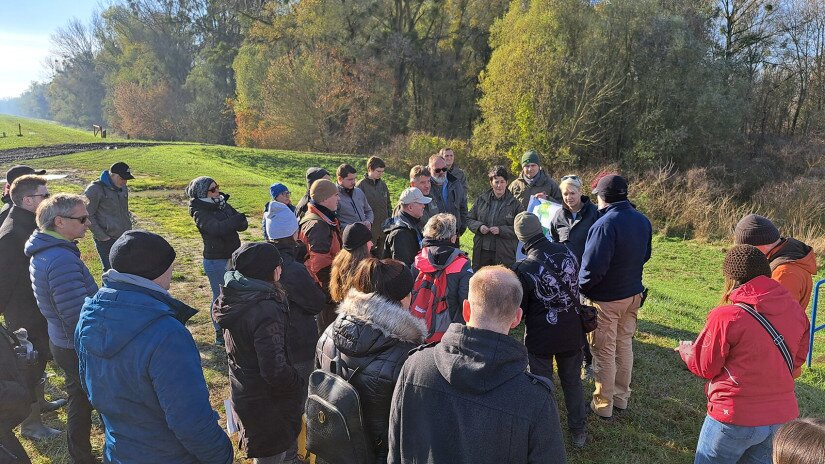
top-left (265, 201), bottom-right (299, 240)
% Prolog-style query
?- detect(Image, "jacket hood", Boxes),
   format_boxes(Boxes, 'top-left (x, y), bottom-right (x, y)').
top-left (769, 238), bottom-right (816, 273)
top-left (415, 241), bottom-right (464, 272)
top-left (382, 212), bottom-right (419, 234)
top-left (729, 275), bottom-right (796, 315)
top-left (433, 324), bottom-right (528, 394)
top-left (213, 270), bottom-right (284, 330)
top-left (97, 170), bottom-right (121, 191)
top-left (335, 290), bottom-right (427, 347)
top-left (78, 271), bottom-right (195, 358)
top-left (24, 230), bottom-right (79, 258)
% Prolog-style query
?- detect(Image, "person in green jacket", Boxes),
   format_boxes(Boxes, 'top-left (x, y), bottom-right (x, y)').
top-left (467, 166), bottom-right (523, 270)
top-left (356, 156), bottom-right (392, 256)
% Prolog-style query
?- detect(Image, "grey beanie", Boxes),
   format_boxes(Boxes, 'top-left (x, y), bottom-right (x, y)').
top-left (185, 176), bottom-right (215, 199)
top-left (734, 214), bottom-right (780, 246)
top-left (514, 212), bottom-right (544, 243)
top-left (265, 201), bottom-right (299, 240)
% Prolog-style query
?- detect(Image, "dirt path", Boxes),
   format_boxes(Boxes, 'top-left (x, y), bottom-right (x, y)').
top-left (0, 142), bottom-right (163, 163)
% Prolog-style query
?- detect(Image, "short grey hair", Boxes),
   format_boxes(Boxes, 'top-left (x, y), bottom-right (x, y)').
top-left (36, 193), bottom-right (88, 231)
top-left (423, 213), bottom-right (456, 241)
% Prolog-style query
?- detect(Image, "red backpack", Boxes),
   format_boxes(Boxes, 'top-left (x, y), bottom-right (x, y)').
top-left (410, 248), bottom-right (468, 342)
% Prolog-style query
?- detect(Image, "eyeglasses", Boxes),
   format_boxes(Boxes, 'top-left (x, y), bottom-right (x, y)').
top-left (27, 192), bottom-right (50, 199)
top-left (208, 185), bottom-right (220, 193)
top-left (62, 215), bottom-right (89, 224)
top-left (433, 168), bottom-right (448, 174)
top-left (561, 175), bottom-right (580, 181)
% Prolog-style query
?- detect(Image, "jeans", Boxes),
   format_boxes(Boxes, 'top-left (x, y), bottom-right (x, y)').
top-left (50, 342), bottom-right (95, 464)
top-left (94, 238), bottom-right (116, 272)
top-left (528, 350), bottom-right (586, 433)
top-left (203, 259), bottom-right (229, 336)
top-left (694, 415), bottom-right (782, 464)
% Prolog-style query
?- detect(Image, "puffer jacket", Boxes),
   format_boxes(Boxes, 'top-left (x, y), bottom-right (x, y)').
top-left (508, 169), bottom-right (563, 210)
top-left (766, 237), bottom-right (817, 309)
top-left (84, 170), bottom-right (131, 241)
top-left (513, 236), bottom-right (582, 356)
top-left (75, 270), bottom-right (232, 464)
top-left (357, 175), bottom-right (392, 246)
top-left (466, 189), bottom-right (523, 269)
top-left (549, 196), bottom-right (599, 262)
top-left (0, 324), bottom-right (33, 429)
top-left (213, 271), bottom-right (304, 458)
top-left (678, 276), bottom-right (809, 426)
top-left (428, 172), bottom-right (468, 235)
top-left (24, 231), bottom-right (98, 349)
top-left (336, 185), bottom-right (374, 230)
top-left (316, 291), bottom-right (427, 464)
top-left (381, 212), bottom-right (422, 267)
top-left (189, 194), bottom-right (248, 259)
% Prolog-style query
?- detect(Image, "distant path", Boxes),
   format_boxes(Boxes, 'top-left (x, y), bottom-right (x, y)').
top-left (0, 142), bottom-right (163, 163)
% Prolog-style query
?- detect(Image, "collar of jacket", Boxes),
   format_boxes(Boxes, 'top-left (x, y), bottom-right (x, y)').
top-left (520, 168), bottom-right (547, 186)
top-left (42, 229), bottom-right (70, 242)
top-left (308, 202), bottom-right (338, 224)
top-left (361, 174), bottom-right (381, 186)
top-left (8, 205), bottom-right (36, 225)
top-left (99, 170), bottom-right (122, 192)
top-left (103, 271), bottom-right (197, 324)
top-left (522, 234), bottom-right (550, 253)
top-left (598, 200), bottom-right (632, 214)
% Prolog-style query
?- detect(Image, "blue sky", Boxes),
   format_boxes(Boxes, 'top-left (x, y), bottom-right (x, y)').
top-left (0, 0), bottom-right (103, 98)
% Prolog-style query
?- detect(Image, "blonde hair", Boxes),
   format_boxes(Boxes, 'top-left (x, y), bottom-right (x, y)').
top-left (329, 245), bottom-right (371, 302)
top-left (559, 175), bottom-right (583, 192)
top-left (423, 213), bottom-right (456, 241)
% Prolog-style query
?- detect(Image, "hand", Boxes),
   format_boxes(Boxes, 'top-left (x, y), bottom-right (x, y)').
top-left (489, 226), bottom-right (500, 235)
top-left (534, 192), bottom-right (548, 200)
top-left (674, 340), bottom-right (693, 352)
top-left (362, 221), bottom-right (371, 229)
top-left (479, 225), bottom-right (489, 234)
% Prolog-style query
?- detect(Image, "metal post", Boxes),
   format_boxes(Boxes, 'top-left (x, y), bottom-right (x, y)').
top-left (807, 279), bottom-right (825, 368)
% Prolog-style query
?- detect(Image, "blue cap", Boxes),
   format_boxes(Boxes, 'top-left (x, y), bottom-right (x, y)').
top-left (269, 183), bottom-right (289, 199)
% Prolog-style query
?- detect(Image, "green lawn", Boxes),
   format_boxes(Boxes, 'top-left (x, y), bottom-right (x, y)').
top-left (1, 134), bottom-right (823, 463)
top-left (0, 115), bottom-right (119, 149)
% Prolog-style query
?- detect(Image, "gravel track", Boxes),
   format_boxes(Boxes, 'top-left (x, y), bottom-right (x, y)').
top-left (0, 142), bottom-right (162, 164)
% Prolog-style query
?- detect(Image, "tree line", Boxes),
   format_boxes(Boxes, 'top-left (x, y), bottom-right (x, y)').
top-left (3, 0), bottom-right (825, 169)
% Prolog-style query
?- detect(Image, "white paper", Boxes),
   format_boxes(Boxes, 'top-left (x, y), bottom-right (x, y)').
top-left (224, 399), bottom-right (238, 434)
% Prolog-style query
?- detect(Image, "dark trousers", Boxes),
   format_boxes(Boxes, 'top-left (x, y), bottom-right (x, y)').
top-left (94, 238), bottom-right (115, 271)
top-left (528, 350), bottom-right (586, 433)
top-left (583, 336), bottom-right (593, 366)
top-left (472, 249), bottom-right (498, 271)
top-left (50, 343), bottom-right (95, 464)
top-left (0, 430), bottom-right (30, 464)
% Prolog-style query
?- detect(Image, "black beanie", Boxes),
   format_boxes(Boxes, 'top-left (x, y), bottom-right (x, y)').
top-left (306, 167), bottom-right (329, 188)
top-left (110, 230), bottom-right (176, 280)
top-left (373, 260), bottom-right (414, 303)
top-left (734, 214), bottom-right (780, 246)
top-left (342, 222), bottom-right (372, 251)
top-left (231, 242), bottom-right (283, 282)
top-left (723, 244), bottom-right (771, 284)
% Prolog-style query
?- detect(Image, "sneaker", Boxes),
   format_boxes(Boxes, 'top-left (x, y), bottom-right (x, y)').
top-left (571, 430), bottom-right (587, 449)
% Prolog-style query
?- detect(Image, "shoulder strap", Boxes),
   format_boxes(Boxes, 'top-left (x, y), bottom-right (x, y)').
top-left (735, 303), bottom-right (793, 374)
top-left (334, 352), bottom-right (382, 382)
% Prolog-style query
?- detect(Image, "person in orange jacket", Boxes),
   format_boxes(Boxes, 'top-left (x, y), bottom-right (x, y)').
top-left (734, 214), bottom-right (817, 310)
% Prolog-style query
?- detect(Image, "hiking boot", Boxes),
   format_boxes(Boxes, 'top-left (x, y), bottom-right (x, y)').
top-left (40, 397), bottom-right (68, 412)
top-left (571, 430), bottom-right (587, 449)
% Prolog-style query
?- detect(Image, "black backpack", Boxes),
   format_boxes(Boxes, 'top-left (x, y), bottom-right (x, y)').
top-left (305, 354), bottom-right (377, 464)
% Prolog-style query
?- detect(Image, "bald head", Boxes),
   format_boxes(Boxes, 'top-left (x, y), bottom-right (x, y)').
top-left (463, 266), bottom-right (523, 334)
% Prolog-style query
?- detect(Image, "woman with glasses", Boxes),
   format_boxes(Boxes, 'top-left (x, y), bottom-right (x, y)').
top-left (186, 176), bottom-right (248, 346)
top-left (466, 165), bottom-right (523, 270)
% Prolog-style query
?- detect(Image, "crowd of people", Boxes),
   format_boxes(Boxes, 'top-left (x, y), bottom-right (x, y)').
top-left (0, 148), bottom-right (819, 464)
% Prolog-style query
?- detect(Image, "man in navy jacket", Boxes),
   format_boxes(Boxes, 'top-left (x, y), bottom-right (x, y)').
top-left (579, 174), bottom-right (651, 420)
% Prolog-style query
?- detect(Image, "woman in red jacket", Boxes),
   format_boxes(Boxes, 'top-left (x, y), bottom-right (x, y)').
top-left (676, 244), bottom-right (810, 464)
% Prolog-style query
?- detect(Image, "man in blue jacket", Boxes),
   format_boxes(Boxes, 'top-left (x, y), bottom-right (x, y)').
top-left (26, 193), bottom-right (98, 463)
top-left (75, 230), bottom-right (233, 464)
top-left (579, 174), bottom-right (651, 420)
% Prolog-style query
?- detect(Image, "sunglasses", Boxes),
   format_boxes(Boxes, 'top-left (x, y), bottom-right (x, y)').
top-left (63, 215), bottom-right (89, 224)
top-left (433, 167), bottom-right (448, 174)
top-left (27, 192), bottom-right (50, 199)
top-left (561, 175), bottom-right (580, 181)
top-left (208, 185), bottom-right (220, 193)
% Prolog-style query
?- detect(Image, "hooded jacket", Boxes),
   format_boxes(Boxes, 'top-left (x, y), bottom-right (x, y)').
top-left (75, 270), bottom-right (232, 464)
top-left (467, 188), bottom-right (522, 269)
top-left (84, 170), bottom-right (131, 241)
top-left (388, 323), bottom-right (567, 464)
top-left (549, 196), bottom-right (599, 263)
top-left (0, 206), bottom-right (48, 356)
top-left (412, 240), bottom-right (473, 341)
top-left (189, 194), bottom-right (248, 260)
top-left (766, 237), bottom-right (817, 309)
top-left (428, 172), bottom-right (468, 235)
top-left (272, 240), bottom-right (326, 364)
top-left (579, 201), bottom-right (652, 302)
top-left (678, 276), bottom-right (810, 427)
top-left (337, 184), bottom-right (374, 230)
top-left (508, 169), bottom-right (563, 210)
top-left (316, 291), bottom-right (427, 464)
top-left (381, 212), bottom-right (422, 267)
top-left (513, 237), bottom-right (583, 356)
top-left (24, 231), bottom-right (98, 349)
top-left (356, 175), bottom-right (391, 242)
top-left (213, 271), bottom-right (304, 458)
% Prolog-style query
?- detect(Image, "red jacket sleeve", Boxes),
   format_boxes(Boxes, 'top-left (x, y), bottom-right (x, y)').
top-left (679, 308), bottom-right (731, 380)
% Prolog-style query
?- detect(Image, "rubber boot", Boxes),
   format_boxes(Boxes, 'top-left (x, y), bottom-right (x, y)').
top-left (36, 377), bottom-right (67, 412)
top-left (19, 402), bottom-right (61, 440)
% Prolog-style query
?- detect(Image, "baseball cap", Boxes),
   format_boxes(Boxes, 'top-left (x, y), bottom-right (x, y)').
top-left (110, 162), bottom-right (135, 180)
top-left (399, 187), bottom-right (432, 205)
top-left (5, 165), bottom-right (46, 184)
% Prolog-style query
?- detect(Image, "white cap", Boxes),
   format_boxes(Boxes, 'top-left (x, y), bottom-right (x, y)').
top-left (399, 187), bottom-right (432, 205)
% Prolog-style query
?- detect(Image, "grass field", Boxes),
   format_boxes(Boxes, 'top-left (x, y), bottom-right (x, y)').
top-left (0, 115), bottom-right (121, 149)
top-left (1, 127), bottom-right (823, 463)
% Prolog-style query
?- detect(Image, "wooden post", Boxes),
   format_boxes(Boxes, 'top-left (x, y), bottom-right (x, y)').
top-left (17, 124), bottom-right (22, 136)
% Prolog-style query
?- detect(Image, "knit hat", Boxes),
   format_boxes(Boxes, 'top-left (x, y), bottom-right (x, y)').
top-left (310, 179), bottom-right (338, 203)
top-left (264, 201), bottom-right (299, 240)
top-left (514, 212), bottom-right (544, 243)
top-left (342, 223), bottom-right (372, 251)
top-left (110, 230), bottom-right (176, 280)
top-left (734, 214), bottom-right (780, 246)
top-left (521, 150), bottom-right (540, 167)
top-left (185, 176), bottom-right (215, 199)
top-left (306, 167), bottom-right (330, 188)
top-left (592, 174), bottom-right (628, 203)
top-left (723, 244), bottom-right (771, 283)
top-left (269, 183), bottom-right (289, 199)
top-left (231, 242), bottom-right (283, 282)
top-left (374, 260), bottom-right (414, 303)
